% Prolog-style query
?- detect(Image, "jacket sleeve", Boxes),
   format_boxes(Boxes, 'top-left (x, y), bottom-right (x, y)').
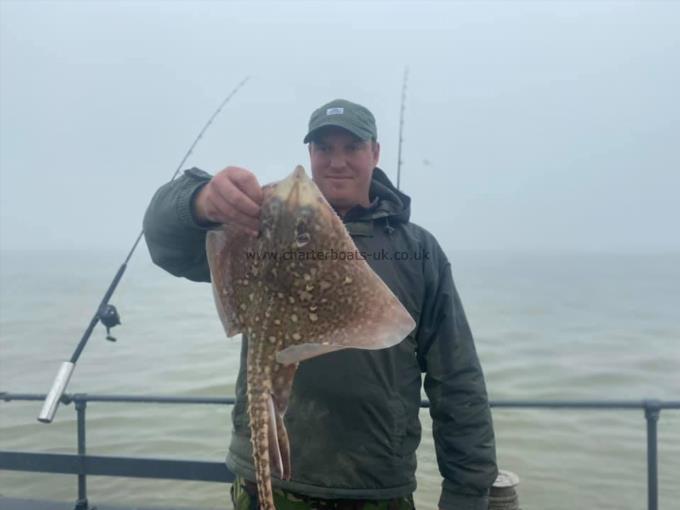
top-left (142, 167), bottom-right (217, 282)
top-left (416, 241), bottom-right (498, 510)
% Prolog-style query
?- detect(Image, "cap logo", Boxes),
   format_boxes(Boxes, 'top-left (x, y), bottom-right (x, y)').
top-left (326, 107), bottom-right (344, 116)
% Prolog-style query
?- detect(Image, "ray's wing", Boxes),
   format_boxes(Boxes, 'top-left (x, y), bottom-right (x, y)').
top-left (274, 263), bottom-right (415, 364)
top-left (206, 226), bottom-right (258, 337)
top-left (273, 198), bottom-right (416, 366)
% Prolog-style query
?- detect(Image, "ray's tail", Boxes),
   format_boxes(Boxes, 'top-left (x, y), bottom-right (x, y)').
top-left (247, 362), bottom-right (276, 510)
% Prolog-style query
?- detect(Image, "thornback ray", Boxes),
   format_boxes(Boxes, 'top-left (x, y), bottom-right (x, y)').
top-left (206, 165), bottom-right (416, 510)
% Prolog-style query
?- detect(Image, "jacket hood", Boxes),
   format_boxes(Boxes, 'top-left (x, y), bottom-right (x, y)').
top-left (345, 167), bottom-right (411, 225)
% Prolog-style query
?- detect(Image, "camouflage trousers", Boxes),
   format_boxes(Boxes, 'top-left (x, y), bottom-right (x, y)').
top-left (230, 477), bottom-right (415, 510)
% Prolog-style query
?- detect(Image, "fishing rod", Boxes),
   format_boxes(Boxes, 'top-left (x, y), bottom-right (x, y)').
top-left (396, 66), bottom-right (408, 190)
top-left (38, 77), bottom-right (250, 424)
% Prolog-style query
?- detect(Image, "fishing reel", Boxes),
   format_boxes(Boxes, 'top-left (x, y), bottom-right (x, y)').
top-left (98, 304), bottom-right (121, 342)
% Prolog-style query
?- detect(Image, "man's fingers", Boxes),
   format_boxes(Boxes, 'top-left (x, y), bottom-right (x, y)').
top-left (205, 194), bottom-right (260, 234)
top-left (228, 167), bottom-right (264, 206)
top-left (213, 167), bottom-right (262, 218)
top-left (193, 166), bottom-right (263, 232)
top-left (225, 186), bottom-right (261, 219)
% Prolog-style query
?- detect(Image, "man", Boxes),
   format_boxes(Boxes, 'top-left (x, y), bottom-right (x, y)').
top-left (143, 99), bottom-right (497, 509)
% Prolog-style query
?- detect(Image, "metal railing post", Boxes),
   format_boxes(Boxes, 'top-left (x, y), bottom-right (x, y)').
top-left (644, 399), bottom-right (660, 510)
top-left (74, 396), bottom-right (89, 510)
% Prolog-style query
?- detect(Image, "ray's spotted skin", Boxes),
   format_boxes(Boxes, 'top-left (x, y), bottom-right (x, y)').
top-left (206, 166), bottom-right (415, 510)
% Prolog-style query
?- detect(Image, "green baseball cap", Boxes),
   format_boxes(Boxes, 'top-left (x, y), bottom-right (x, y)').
top-left (303, 99), bottom-right (377, 143)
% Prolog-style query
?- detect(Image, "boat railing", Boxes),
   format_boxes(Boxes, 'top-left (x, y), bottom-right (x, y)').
top-left (1, 392), bottom-right (678, 510)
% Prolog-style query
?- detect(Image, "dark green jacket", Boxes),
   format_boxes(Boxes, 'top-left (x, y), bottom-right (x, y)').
top-left (143, 166), bottom-right (497, 509)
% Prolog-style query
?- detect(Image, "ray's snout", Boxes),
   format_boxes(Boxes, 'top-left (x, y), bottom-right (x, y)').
top-left (271, 165), bottom-right (323, 209)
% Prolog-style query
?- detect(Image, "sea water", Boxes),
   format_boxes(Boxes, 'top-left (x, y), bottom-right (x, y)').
top-left (1, 249), bottom-right (678, 509)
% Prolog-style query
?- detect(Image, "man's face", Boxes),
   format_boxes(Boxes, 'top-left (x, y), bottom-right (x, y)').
top-left (308, 127), bottom-right (380, 215)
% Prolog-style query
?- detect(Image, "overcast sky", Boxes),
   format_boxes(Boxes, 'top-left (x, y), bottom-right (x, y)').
top-left (1, 0), bottom-right (678, 254)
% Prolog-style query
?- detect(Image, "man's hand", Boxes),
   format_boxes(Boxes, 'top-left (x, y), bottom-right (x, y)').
top-left (193, 166), bottom-right (263, 236)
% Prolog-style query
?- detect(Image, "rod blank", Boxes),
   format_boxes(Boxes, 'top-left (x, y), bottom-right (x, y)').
top-left (36, 77), bottom-right (250, 424)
